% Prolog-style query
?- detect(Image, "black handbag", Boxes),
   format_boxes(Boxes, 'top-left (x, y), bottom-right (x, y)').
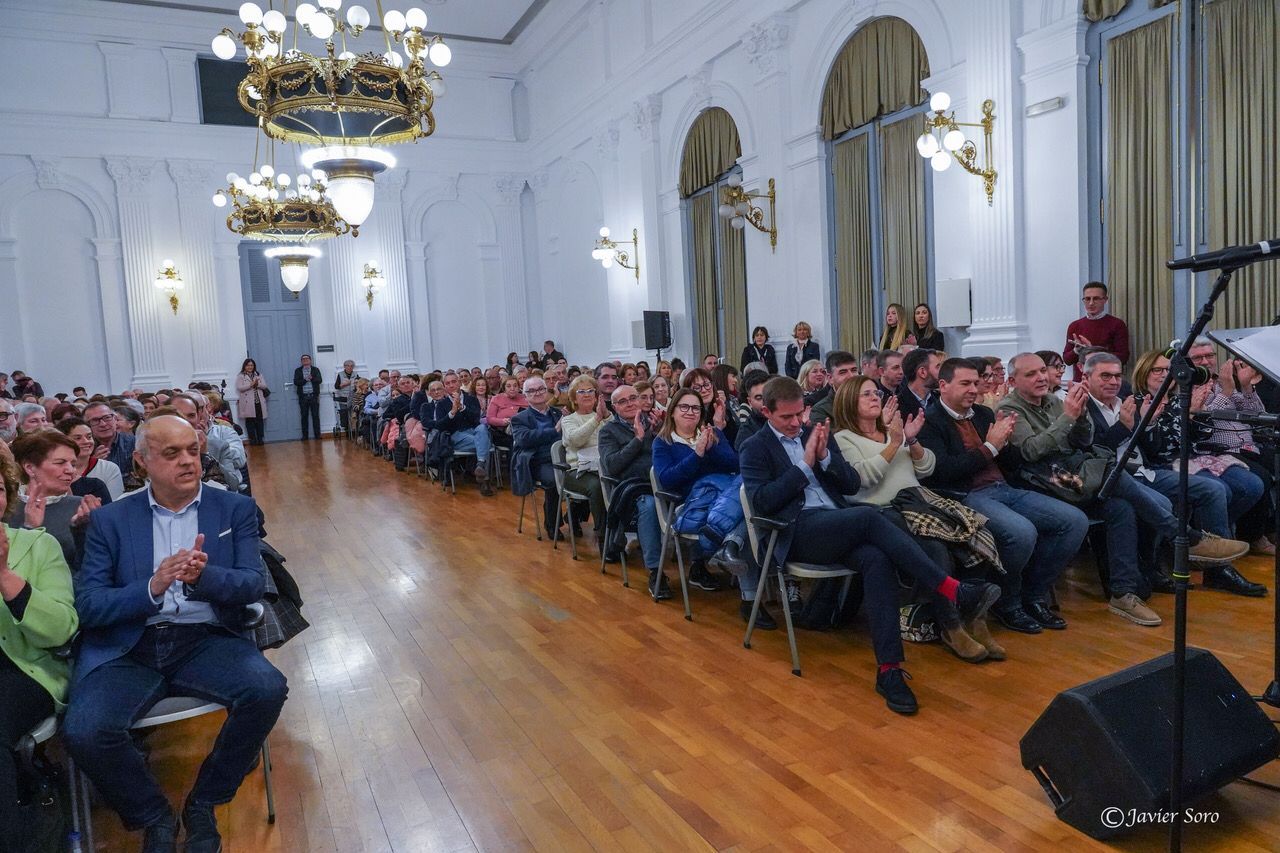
top-left (1015, 447), bottom-right (1116, 505)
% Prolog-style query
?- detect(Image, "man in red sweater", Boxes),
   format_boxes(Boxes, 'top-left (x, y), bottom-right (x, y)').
top-left (1062, 281), bottom-right (1130, 381)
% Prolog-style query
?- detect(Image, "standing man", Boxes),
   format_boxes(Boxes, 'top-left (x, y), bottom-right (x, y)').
top-left (334, 360), bottom-right (359, 438)
top-left (1062, 281), bottom-right (1130, 381)
top-left (64, 415), bottom-right (287, 852)
top-left (541, 340), bottom-right (565, 369)
top-left (293, 355), bottom-right (322, 441)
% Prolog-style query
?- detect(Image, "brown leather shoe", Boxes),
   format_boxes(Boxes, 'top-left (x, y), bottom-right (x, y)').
top-left (965, 617), bottom-right (1007, 661)
top-left (940, 624), bottom-right (988, 663)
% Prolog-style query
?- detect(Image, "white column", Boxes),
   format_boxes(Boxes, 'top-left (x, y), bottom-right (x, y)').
top-left (492, 174), bottom-right (531, 353)
top-left (961, 1), bottom-right (1029, 357)
top-left (324, 222), bottom-right (368, 370)
top-left (0, 239), bottom-right (25, 370)
top-left (477, 242), bottom-right (501, 361)
top-left (90, 238), bottom-right (136, 391)
top-left (531, 170), bottom-right (562, 347)
top-left (373, 170), bottom-right (416, 371)
top-left (106, 156), bottom-right (170, 387)
top-left (168, 159), bottom-right (227, 381)
top-left (403, 240), bottom-right (433, 368)
top-left (631, 95), bottom-right (666, 312)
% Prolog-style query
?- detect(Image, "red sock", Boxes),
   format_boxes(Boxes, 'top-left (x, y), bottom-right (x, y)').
top-left (936, 576), bottom-right (960, 603)
top-left (878, 662), bottom-right (901, 674)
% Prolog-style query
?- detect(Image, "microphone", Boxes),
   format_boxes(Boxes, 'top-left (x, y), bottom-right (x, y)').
top-left (1168, 238), bottom-right (1280, 272)
top-left (1191, 410), bottom-right (1280, 426)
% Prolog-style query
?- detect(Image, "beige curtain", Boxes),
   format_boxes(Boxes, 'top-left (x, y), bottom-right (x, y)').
top-left (1084, 0), bottom-right (1130, 22)
top-left (878, 117), bottom-right (927, 313)
top-left (821, 18), bottom-right (929, 140)
top-left (1105, 16), bottom-right (1174, 358)
top-left (718, 214), bottom-right (748, 355)
top-left (690, 193), bottom-right (719, 358)
top-left (680, 108), bottom-right (742, 198)
top-left (1204, 0), bottom-right (1280, 332)
top-left (833, 135), bottom-right (875, 351)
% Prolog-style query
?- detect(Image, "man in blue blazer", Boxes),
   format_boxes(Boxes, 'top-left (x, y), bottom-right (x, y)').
top-left (738, 377), bottom-right (999, 715)
top-left (64, 415), bottom-right (287, 853)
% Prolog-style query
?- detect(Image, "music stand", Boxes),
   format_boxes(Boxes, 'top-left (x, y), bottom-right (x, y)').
top-left (1208, 327), bottom-right (1280, 710)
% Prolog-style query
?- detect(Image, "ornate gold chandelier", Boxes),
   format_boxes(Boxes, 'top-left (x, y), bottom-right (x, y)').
top-left (211, 2), bottom-right (450, 147)
top-left (213, 161), bottom-right (353, 241)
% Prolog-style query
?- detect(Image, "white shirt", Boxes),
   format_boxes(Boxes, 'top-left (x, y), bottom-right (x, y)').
top-left (1089, 393), bottom-right (1122, 427)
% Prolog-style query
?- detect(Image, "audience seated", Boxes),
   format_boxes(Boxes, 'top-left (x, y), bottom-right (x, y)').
top-left (64, 415), bottom-right (286, 852)
top-left (0, 453), bottom-right (78, 853)
top-left (58, 417), bottom-right (123, 501)
top-left (828, 377), bottom-right (1003, 663)
top-left (9, 430), bottom-right (100, 571)
top-left (808, 351), bottom-right (859, 426)
top-left (14, 402), bottom-right (49, 435)
top-left (898, 348), bottom-right (942, 421)
top-left (0, 399), bottom-right (15, 443)
top-left (859, 349), bottom-right (881, 383)
top-left (734, 370), bottom-right (772, 451)
top-left (739, 377), bottom-right (999, 714)
top-left (511, 376), bottom-right (564, 538)
top-left (560, 374), bottom-right (609, 548)
top-left (85, 400), bottom-right (136, 475)
top-left (651, 388), bottom-right (744, 601)
top-left (598, 386), bottom-right (666, 591)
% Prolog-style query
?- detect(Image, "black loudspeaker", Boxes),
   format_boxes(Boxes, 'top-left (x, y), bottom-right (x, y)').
top-left (1020, 648), bottom-right (1278, 840)
top-left (643, 310), bottom-right (672, 350)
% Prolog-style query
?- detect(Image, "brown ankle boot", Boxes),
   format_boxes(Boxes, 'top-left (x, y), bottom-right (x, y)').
top-left (940, 623), bottom-right (988, 663)
top-left (965, 617), bottom-right (1006, 661)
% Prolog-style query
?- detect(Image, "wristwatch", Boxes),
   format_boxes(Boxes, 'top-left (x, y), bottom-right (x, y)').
top-left (905, 437), bottom-right (919, 446)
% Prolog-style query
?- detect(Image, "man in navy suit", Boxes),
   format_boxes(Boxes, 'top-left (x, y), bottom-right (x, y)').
top-left (64, 416), bottom-right (287, 853)
top-left (738, 378), bottom-right (999, 715)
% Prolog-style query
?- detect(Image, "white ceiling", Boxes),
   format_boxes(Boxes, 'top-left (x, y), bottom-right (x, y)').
top-left (99, 0), bottom-right (551, 44)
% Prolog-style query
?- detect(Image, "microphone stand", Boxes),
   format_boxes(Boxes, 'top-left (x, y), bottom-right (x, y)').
top-left (1097, 264), bottom-right (1242, 853)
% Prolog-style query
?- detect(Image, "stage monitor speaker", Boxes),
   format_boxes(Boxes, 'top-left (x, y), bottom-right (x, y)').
top-left (1020, 648), bottom-right (1278, 840)
top-left (643, 310), bottom-right (672, 350)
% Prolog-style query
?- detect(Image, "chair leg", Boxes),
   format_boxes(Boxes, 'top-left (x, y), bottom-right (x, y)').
top-left (743, 534), bottom-right (778, 649)
top-left (567, 505), bottom-right (579, 560)
top-left (674, 540), bottom-right (692, 621)
top-left (535, 492), bottom-right (543, 541)
top-left (553, 499), bottom-right (564, 550)
top-left (653, 525), bottom-right (672, 602)
top-left (778, 569), bottom-right (802, 676)
top-left (518, 494), bottom-right (526, 533)
top-left (66, 754), bottom-right (85, 853)
top-left (262, 740), bottom-right (276, 824)
top-left (76, 762), bottom-right (95, 853)
top-left (619, 549), bottom-right (629, 588)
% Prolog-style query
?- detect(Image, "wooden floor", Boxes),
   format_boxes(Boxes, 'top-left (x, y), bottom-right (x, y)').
top-left (85, 438), bottom-right (1280, 852)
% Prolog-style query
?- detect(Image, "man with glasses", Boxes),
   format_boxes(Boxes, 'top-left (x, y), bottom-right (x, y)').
top-left (0, 398), bottom-right (15, 442)
top-left (511, 377), bottom-right (564, 536)
top-left (598, 385), bottom-right (660, 576)
top-left (85, 401), bottom-right (136, 474)
top-left (1062, 281), bottom-right (1130, 382)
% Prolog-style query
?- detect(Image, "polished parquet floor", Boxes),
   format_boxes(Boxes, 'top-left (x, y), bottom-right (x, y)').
top-left (87, 438), bottom-right (1280, 852)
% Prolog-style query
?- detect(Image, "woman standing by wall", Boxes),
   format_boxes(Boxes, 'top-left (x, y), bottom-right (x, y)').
top-left (235, 358), bottom-right (270, 445)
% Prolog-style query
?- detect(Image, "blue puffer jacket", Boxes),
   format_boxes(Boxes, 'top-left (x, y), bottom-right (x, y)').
top-left (652, 430), bottom-right (744, 552)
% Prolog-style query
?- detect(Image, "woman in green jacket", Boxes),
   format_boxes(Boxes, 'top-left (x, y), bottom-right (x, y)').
top-left (0, 444), bottom-right (78, 851)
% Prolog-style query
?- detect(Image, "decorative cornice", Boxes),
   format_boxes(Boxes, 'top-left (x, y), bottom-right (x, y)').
top-left (530, 170), bottom-right (551, 193)
top-left (740, 14), bottom-right (791, 81)
top-left (105, 156), bottom-right (157, 195)
top-left (166, 158), bottom-right (215, 192)
top-left (630, 93), bottom-right (663, 142)
top-left (688, 63), bottom-right (713, 108)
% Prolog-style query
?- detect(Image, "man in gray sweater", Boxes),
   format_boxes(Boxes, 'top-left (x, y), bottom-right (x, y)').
top-left (599, 385), bottom-right (668, 597)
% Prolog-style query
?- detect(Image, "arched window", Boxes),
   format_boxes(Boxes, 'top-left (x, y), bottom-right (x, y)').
top-left (680, 107), bottom-right (748, 359)
top-left (822, 17), bottom-right (931, 352)
top-left (1088, 0), bottom-right (1279, 357)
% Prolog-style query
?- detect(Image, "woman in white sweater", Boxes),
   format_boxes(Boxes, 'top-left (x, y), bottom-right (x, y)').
top-left (558, 373), bottom-right (608, 543)
top-left (830, 376), bottom-right (1002, 664)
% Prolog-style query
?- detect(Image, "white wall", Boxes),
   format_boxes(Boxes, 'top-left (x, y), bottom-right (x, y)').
top-left (0, 0), bottom-right (1098, 406)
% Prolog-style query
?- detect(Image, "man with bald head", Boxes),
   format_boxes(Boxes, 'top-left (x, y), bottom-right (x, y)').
top-left (65, 415), bottom-right (286, 852)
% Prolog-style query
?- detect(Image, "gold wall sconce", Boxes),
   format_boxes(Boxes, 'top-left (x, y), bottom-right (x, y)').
top-left (915, 92), bottom-right (998, 206)
top-left (592, 227), bottom-right (640, 280)
top-left (718, 176), bottom-right (777, 252)
top-left (153, 259), bottom-right (185, 315)
top-left (362, 260), bottom-right (386, 309)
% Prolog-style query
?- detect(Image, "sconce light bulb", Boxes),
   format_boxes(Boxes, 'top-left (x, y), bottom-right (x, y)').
top-left (930, 151), bottom-right (952, 172)
top-left (598, 226), bottom-right (610, 238)
top-left (943, 129), bottom-right (966, 152)
top-left (915, 132), bottom-right (939, 158)
top-left (929, 91), bottom-right (951, 113)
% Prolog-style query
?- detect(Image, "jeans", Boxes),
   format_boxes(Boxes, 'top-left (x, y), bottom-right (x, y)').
top-left (64, 625), bottom-right (288, 831)
top-left (635, 495), bottom-right (663, 570)
top-left (1211, 465), bottom-right (1265, 526)
top-left (1097, 471), bottom-right (1180, 596)
top-left (298, 395), bottom-right (320, 439)
top-left (789, 506), bottom-right (951, 665)
top-left (1147, 468), bottom-right (1232, 537)
top-left (963, 483), bottom-right (1090, 602)
top-left (0, 664), bottom-right (54, 853)
top-left (450, 424), bottom-right (491, 465)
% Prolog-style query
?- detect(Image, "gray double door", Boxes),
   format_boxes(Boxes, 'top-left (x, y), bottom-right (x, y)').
top-left (239, 243), bottom-right (316, 444)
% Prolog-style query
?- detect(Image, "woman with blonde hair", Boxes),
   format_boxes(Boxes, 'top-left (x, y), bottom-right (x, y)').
top-left (879, 303), bottom-right (912, 351)
top-left (830, 376), bottom-right (1004, 664)
top-left (784, 321), bottom-right (820, 378)
top-left (559, 373), bottom-right (609, 544)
